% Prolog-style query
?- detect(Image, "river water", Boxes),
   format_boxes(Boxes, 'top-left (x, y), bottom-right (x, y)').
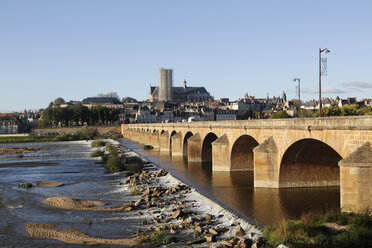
top-left (0, 141), bottom-right (145, 248)
top-left (121, 139), bottom-right (340, 226)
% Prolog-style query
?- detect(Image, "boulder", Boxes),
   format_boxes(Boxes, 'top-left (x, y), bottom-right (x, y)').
top-left (236, 225), bottom-right (246, 237)
top-left (171, 208), bottom-right (182, 219)
top-left (204, 234), bottom-right (216, 243)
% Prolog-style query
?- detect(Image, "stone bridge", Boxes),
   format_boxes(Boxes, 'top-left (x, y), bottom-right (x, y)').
top-left (122, 116), bottom-right (372, 213)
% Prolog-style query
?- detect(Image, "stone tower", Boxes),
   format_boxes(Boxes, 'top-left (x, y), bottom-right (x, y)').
top-left (159, 68), bottom-right (173, 101)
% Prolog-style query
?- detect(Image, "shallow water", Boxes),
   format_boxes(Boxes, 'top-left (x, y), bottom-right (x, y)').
top-left (0, 141), bottom-right (143, 247)
top-left (121, 139), bottom-right (340, 226)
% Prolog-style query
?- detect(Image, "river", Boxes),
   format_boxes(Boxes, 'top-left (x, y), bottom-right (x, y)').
top-left (0, 141), bottom-right (145, 247)
top-left (120, 139), bottom-right (340, 226)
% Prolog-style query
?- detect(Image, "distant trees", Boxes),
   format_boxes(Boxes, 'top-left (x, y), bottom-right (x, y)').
top-left (271, 104), bottom-right (372, 119)
top-left (53, 97), bottom-right (66, 105)
top-left (270, 110), bottom-right (289, 119)
top-left (97, 92), bottom-right (120, 100)
top-left (40, 105), bottom-right (120, 127)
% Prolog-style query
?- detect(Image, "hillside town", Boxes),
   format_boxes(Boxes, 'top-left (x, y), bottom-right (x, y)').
top-left (1, 68), bottom-right (372, 134)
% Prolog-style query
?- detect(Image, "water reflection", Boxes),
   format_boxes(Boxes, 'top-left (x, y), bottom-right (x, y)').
top-left (122, 139), bottom-right (339, 226)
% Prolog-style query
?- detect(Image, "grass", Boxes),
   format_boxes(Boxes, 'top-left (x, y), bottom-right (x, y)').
top-left (91, 140), bottom-right (106, 148)
top-left (104, 144), bottom-right (125, 173)
top-left (90, 149), bottom-right (105, 158)
top-left (262, 209), bottom-right (372, 248)
top-left (125, 157), bottom-right (144, 176)
top-left (18, 183), bottom-right (33, 188)
top-left (130, 187), bottom-right (142, 196)
top-left (149, 232), bottom-right (175, 246)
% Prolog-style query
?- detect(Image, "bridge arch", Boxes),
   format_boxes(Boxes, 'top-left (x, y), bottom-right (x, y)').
top-left (230, 135), bottom-right (259, 171)
top-left (183, 131), bottom-right (193, 156)
top-left (160, 130), bottom-right (165, 134)
top-left (279, 138), bottom-right (342, 187)
top-left (202, 132), bottom-right (218, 162)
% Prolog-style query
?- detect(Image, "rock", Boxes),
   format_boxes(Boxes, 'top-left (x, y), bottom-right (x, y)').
top-left (276, 245), bottom-right (289, 248)
top-left (209, 228), bottom-right (219, 235)
top-left (236, 225), bottom-right (246, 237)
top-left (171, 208), bottom-right (182, 219)
top-left (229, 237), bottom-right (239, 245)
top-left (178, 224), bottom-right (184, 229)
top-left (186, 238), bottom-right (206, 245)
top-left (154, 227), bottom-right (161, 232)
top-left (170, 228), bottom-right (177, 234)
top-left (239, 238), bottom-right (252, 248)
top-left (206, 213), bottom-right (212, 221)
top-left (221, 240), bottom-right (233, 247)
top-left (123, 206), bottom-right (132, 212)
top-left (204, 234), bottom-right (216, 243)
top-left (195, 226), bottom-right (203, 234)
top-left (134, 199), bottom-right (141, 207)
top-left (143, 188), bottom-right (151, 195)
top-left (218, 227), bottom-right (228, 233)
top-left (147, 227), bottom-right (153, 231)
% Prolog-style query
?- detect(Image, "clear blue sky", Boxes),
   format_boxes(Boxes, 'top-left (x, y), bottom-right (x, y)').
top-left (1, 0), bottom-right (372, 112)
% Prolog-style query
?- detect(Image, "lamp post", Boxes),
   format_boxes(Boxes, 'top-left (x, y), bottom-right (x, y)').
top-left (293, 78), bottom-right (300, 117)
top-left (319, 48), bottom-right (330, 117)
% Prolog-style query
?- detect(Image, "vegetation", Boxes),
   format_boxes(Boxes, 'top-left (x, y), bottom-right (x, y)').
top-left (130, 187), bottom-right (142, 196)
top-left (143, 145), bottom-right (153, 150)
top-left (91, 140), bottom-right (107, 148)
top-left (18, 183), bottom-right (33, 188)
top-left (270, 110), bottom-right (290, 119)
top-left (262, 209), bottom-right (372, 248)
top-left (39, 105), bottom-right (120, 127)
top-left (90, 149), bottom-right (105, 158)
top-left (148, 232), bottom-right (175, 246)
top-left (0, 135), bottom-right (57, 143)
top-left (53, 127), bottom-right (98, 141)
top-left (125, 157), bottom-right (144, 176)
top-left (104, 144), bottom-right (125, 173)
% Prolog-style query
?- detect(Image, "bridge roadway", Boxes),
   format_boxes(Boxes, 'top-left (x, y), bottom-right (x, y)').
top-left (122, 116), bottom-right (372, 213)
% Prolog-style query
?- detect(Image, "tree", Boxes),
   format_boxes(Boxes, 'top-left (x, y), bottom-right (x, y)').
top-left (270, 110), bottom-right (290, 119)
top-left (97, 92), bottom-right (120, 100)
top-left (53, 97), bottom-right (65, 105)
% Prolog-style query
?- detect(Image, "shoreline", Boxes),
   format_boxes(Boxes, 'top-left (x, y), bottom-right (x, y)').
top-left (26, 140), bottom-right (266, 247)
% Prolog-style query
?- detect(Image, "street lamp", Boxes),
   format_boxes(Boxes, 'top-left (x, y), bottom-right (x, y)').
top-left (293, 78), bottom-right (300, 117)
top-left (319, 48), bottom-right (330, 117)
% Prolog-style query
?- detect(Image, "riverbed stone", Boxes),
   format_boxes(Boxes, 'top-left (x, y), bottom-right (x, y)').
top-left (236, 225), bottom-right (246, 237)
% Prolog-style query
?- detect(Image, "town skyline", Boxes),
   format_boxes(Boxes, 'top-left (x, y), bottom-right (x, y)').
top-left (1, 1), bottom-right (372, 112)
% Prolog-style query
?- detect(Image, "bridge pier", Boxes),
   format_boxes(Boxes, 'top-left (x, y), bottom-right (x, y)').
top-left (253, 137), bottom-right (280, 188)
top-left (171, 132), bottom-right (183, 156)
top-left (211, 134), bottom-right (231, 171)
top-left (187, 133), bottom-right (202, 162)
top-left (151, 130), bottom-right (160, 149)
top-left (159, 131), bottom-right (170, 152)
top-left (339, 142), bottom-right (372, 213)
top-left (143, 131), bottom-right (151, 145)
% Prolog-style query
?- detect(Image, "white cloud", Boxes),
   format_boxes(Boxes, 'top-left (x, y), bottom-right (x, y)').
top-left (341, 81), bottom-right (372, 89)
top-left (302, 86), bottom-right (346, 94)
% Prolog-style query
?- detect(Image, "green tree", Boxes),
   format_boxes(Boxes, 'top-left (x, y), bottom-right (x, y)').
top-left (270, 110), bottom-right (290, 119)
top-left (53, 97), bottom-right (65, 105)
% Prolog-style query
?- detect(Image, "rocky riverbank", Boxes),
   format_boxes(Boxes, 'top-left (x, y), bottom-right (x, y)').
top-left (25, 140), bottom-right (289, 247)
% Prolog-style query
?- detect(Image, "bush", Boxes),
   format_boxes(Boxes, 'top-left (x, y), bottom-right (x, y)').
top-left (90, 149), bottom-right (105, 158)
top-left (76, 126), bottom-right (98, 140)
top-left (91, 140), bottom-right (106, 148)
top-left (144, 145), bottom-right (153, 150)
top-left (125, 157), bottom-right (144, 175)
top-left (104, 144), bottom-right (124, 173)
top-left (18, 183), bottom-right (33, 188)
top-left (149, 232), bottom-right (175, 246)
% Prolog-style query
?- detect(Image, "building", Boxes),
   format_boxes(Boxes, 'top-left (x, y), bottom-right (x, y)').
top-left (81, 97), bottom-right (123, 108)
top-left (158, 68), bottom-right (173, 101)
top-left (149, 76), bottom-right (213, 103)
top-left (0, 114), bottom-right (19, 134)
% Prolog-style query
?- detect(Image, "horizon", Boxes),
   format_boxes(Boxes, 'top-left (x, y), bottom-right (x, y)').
top-left (1, 0), bottom-right (372, 112)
